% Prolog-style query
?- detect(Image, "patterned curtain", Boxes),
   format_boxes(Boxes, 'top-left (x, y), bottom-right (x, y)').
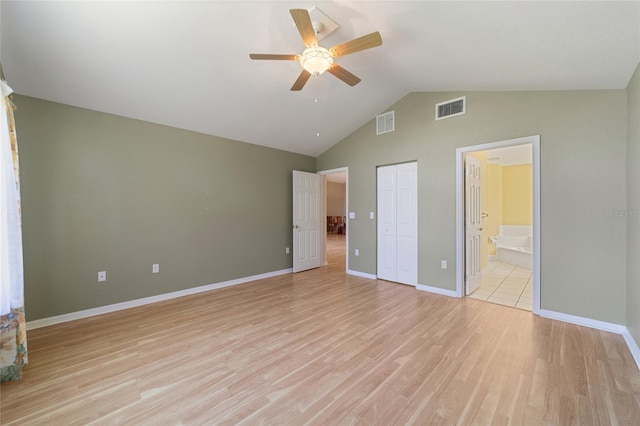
top-left (0, 79), bottom-right (27, 382)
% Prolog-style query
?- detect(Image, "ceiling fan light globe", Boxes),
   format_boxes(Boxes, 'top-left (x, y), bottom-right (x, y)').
top-left (300, 46), bottom-right (333, 75)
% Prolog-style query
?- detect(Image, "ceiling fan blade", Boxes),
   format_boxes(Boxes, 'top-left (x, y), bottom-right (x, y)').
top-left (327, 64), bottom-right (361, 87)
top-left (291, 69), bottom-right (312, 91)
top-left (329, 32), bottom-right (383, 58)
top-left (250, 54), bottom-right (300, 61)
top-left (290, 9), bottom-right (318, 48)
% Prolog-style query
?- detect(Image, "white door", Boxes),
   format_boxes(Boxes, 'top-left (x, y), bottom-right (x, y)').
top-left (293, 170), bottom-right (322, 273)
top-left (377, 166), bottom-right (397, 282)
top-left (377, 162), bottom-right (417, 285)
top-left (396, 163), bottom-right (418, 284)
top-left (465, 155), bottom-right (482, 295)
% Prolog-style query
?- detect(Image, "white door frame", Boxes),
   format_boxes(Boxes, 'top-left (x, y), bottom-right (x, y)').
top-left (318, 167), bottom-right (349, 271)
top-left (455, 135), bottom-right (541, 315)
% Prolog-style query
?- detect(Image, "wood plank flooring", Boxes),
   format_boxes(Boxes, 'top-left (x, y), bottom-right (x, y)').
top-left (2, 235), bottom-right (640, 425)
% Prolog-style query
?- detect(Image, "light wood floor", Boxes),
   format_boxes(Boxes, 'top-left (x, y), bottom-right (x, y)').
top-left (2, 235), bottom-right (640, 425)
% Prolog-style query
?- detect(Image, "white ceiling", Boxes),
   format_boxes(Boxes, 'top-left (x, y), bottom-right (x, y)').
top-left (1, 1), bottom-right (639, 157)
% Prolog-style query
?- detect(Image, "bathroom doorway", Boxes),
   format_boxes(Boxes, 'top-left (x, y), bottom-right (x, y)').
top-left (456, 136), bottom-right (540, 314)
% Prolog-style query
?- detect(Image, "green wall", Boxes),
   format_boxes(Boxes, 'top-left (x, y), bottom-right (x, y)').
top-left (627, 63), bottom-right (640, 344)
top-left (317, 90), bottom-right (627, 324)
top-left (14, 95), bottom-right (315, 321)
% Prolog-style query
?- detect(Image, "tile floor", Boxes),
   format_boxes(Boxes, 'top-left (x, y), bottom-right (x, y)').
top-left (467, 261), bottom-right (533, 311)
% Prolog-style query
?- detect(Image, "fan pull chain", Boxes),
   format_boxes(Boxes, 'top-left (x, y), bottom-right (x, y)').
top-left (315, 76), bottom-right (320, 137)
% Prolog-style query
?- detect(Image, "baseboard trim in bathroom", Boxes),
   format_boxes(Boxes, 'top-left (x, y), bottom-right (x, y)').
top-left (416, 284), bottom-right (459, 298)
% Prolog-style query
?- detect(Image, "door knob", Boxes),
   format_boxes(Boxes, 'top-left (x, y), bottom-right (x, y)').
top-left (294, 225), bottom-right (300, 229)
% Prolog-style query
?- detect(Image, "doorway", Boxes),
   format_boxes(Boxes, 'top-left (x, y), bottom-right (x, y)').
top-left (456, 136), bottom-right (540, 314)
top-left (318, 168), bottom-right (348, 271)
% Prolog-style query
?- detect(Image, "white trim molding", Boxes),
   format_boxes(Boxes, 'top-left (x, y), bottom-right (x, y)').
top-left (622, 330), bottom-right (640, 370)
top-left (539, 309), bottom-right (626, 334)
top-left (540, 309), bottom-right (640, 370)
top-left (347, 269), bottom-right (377, 280)
top-left (27, 268), bottom-right (292, 330)
top-left (416, 284), bottom-right (458, 298)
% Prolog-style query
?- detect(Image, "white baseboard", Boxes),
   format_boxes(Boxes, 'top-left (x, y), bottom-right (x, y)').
top-left (540, 309), bottom-right (640, 370)
top-left (346, 269), bottom-right (377, 280)
top-left (416, 284), bottom-right (458, 298)
top-left (27, 268), bottom-right (293, 330)
top-left (538, 309), bottom-right (627, 334)
top-left (622, 329), bottom-right (640, 370)
top-left (488, 254), bottom-right (498, 261)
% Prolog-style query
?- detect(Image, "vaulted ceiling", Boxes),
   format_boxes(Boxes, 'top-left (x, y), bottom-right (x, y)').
top-left (1, 1), bottom-right (639, 157)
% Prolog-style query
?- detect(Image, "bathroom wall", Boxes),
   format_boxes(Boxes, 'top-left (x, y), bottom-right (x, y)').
top-left (502, 164), bottom-right (533, 225)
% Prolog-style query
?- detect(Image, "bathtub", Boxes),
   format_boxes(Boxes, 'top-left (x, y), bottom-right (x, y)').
top-left (492, 225), bottom-right (533, 270)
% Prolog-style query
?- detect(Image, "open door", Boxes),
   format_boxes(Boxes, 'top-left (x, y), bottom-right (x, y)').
top-left (465, 155), bottom-right (482, 295)
top-left (293, 170), bottom-right (322, 273)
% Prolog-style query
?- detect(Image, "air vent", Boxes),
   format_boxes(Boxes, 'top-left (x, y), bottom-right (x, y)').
top-left (376, 111), bottom-right (395, 135)
top-left (436, 96), bottom-right (466, 120)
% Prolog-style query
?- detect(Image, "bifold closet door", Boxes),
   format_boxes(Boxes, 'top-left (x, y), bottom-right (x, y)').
top-left (377, 162), bottom-right (417, 285)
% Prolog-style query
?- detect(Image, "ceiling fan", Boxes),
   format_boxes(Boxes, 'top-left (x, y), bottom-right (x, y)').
top-left (250, 9), bottom-right (383, 91)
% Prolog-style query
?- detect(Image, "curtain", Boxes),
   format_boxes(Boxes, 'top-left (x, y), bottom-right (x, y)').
top-left (0, 79), bottom-right (27, 382)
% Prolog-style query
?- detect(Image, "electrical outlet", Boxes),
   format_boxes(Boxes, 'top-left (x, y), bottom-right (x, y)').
top-left (98, 271), bottom-right (107, 282)
top-left (152, 264), bottom-right (160, 273)
top-left (441, 260), bottom-right (447, 269)
top-left (370, 212), bottom-right (375, 219)
top-left (355, 248), bottom-right (359, 256)
top-left (349, 212), bottom-right (355, 219)
top-left (285, 247), bottom-right (290, 254)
